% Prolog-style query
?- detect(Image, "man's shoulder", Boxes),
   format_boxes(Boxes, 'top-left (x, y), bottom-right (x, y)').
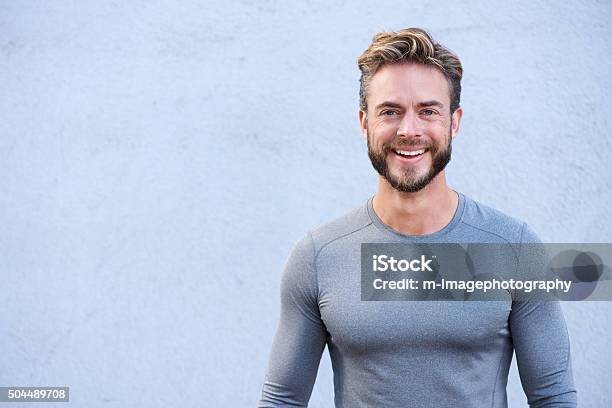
top-left (306, 199), bottom-right (372, 255)
top-left (460, 193), bottom-right (540, 244)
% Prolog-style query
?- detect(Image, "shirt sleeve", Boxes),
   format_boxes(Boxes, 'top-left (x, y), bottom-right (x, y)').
top-left (509, 223), bottom-right (577, 407)
top-left (257, 232), bottom-right (328, 407)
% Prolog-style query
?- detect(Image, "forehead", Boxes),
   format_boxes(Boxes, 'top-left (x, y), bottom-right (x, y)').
top-left (367, 62), bottom-right (451, 107)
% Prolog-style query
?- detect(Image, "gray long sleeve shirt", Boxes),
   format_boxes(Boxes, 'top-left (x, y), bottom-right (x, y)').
top-left (258, 192), bottom-right (576, 407)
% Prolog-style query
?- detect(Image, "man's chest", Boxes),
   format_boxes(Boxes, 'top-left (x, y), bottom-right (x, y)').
top-left (317, 260), bottom-right (512, 354)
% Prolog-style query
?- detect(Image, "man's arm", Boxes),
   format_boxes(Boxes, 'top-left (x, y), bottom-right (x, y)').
top-left (510, 223), bottom-right (577, 407)
top-left (257, 233), bottom-right (328, 407)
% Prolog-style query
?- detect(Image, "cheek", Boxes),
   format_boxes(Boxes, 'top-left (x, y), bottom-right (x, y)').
top-left (432, 118), bottom-right (451, 132)
top-left (424, 121), bottom-right (450, 140)
top-left (369, 120), bottom-right (398, 140)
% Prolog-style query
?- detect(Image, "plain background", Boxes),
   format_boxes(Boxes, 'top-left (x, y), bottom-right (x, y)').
top-left (1, 1), bottom-right (611, 407)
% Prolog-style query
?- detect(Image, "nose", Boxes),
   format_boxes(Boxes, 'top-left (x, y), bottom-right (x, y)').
top-left (397, 112), bottom-right (422, 138)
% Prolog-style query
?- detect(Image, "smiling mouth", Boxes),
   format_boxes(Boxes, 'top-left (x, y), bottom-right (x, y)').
top-left (393, 148), bottom-right (428, 158)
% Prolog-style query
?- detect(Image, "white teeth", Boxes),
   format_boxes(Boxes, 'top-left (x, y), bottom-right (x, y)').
top-left (395, 149), bottom-right (425, 156)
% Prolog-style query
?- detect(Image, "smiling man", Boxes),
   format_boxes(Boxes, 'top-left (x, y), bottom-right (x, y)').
top-left (257, 28), bottom-right (576, 407)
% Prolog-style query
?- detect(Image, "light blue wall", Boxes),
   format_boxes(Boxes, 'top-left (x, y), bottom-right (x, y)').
top-left (1, 1), bottom-right (611, 407)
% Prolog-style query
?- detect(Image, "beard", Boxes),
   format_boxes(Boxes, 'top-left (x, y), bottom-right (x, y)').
top-left (367, 128), bottom-right (452, 193)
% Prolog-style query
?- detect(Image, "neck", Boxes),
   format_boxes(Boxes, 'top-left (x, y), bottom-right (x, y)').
top-left (372, 171), bottom-right (459, 235)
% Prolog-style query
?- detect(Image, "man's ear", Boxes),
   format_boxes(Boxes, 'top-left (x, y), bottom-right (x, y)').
top-left (359, 110), bottom-right (368, 139)
top-left (450, 107), bottom-right (463, 139)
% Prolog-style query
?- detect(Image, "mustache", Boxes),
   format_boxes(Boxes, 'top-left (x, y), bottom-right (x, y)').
top-left (384, 140), bottom-right (432, 151)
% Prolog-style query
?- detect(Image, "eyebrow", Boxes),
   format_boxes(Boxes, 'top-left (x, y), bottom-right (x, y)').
top-left (374, 101), bottom-right (403, 110)
top-left (374, 100), bottom-right (445, 110)
top-left (417, 100), bottom-right (445, 108)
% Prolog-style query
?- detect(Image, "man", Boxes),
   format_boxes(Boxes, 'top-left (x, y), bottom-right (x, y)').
top-left (257, 28), bottom-right (576, 407)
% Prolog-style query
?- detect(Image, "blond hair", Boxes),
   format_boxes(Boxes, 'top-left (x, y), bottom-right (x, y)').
top-left (357, 28), bottom-right (463, 113)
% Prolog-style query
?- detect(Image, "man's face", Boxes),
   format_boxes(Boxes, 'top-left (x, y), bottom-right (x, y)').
top-left (359, 62), bottom-right (463, 193)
